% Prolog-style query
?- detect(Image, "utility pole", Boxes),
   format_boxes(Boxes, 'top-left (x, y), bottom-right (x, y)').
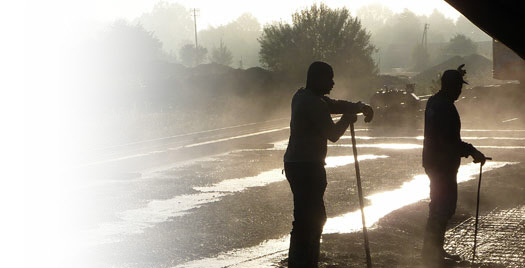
top-left (421, 23), bottom-right (429, 49)
top-left (416, 23), bottom-right (430, 70)
top-left (376, 48), bottom-right (381, 73)
top-left (191, 8), bottom-right (199, 66)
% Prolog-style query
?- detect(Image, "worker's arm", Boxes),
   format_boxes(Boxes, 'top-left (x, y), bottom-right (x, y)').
top-left (322, 96), bottom-right (374, 122)
top-left (321, 97), bottom-right (364, 114)
top-left (454, 139), bottom-right (486, 165)
top-left (442, 116), bottom-right (486, 165)
top-left (470, 147), bottom-right (486, 165)
top-left (427, 103), bottom-right (485, 164)
top-left (311, 100), bottom-right (354, 142)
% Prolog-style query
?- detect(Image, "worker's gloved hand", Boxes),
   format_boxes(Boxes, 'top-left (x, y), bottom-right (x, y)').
top-left (342, 113), bottom-right (358, 124)
top-left (361, 104), bottom-right (374, 123)
top-left (471, 149), bottom-right (486, 166)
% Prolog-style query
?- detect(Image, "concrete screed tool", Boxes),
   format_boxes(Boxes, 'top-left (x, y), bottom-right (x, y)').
top-left (349, 122), bottom-right (372, 268)
top-left (472, 156), bottom-right (492, 263)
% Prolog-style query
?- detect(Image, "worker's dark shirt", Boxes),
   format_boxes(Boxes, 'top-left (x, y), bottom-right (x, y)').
top-left (423, 90), bottom-right (474, 170)
top-left (284, 88), bottom-right (364, 163)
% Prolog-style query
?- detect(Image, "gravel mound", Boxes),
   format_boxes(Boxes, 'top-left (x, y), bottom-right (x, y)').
top-left (412, 54), bottom-right (493, 91)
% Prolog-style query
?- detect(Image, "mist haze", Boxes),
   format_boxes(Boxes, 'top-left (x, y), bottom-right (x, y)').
top-left (77, 1), bottom-right (516, 149)
top-left (18, 1), bottom-right (525, 268)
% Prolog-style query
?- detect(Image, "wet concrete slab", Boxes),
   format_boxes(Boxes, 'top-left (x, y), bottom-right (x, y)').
top-left (75, 126), bottom-right (525, 268)
top-left (174, 162), bottom-right (513, 268)
top-left (310, 162), bottom-right (525, 268)
top-left (445, 206), bottom-right (525, 267)
top-left (86, 154), bottom-right (387, 245)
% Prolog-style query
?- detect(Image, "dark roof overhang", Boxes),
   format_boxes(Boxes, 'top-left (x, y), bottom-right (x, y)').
top-left (445, 0), bottom-right (525, 59)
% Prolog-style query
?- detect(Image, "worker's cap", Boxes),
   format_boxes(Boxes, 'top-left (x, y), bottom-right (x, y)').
top-left (441, 69), bottom-right (469, 85)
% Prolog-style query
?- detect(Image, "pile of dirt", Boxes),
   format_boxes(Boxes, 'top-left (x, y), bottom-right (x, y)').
top-left (411, 54), bottom-right (494, 93)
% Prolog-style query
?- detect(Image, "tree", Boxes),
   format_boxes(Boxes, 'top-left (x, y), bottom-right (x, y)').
top-left (199, 13), bottom-right (262, 68)
top-left (210, 40), bottom-right (233, 66)
top-left (101, 20), bottom-right (163, 64)
top-left (386, 9), bottom-right (423, 45)
top-left (179, 44), bottom-right (208, 67)
top-left (92, 20), bottom-right (165, 111)
top-left (444, 34), bottom-right (477, 56)
top-left (425, 9), bottom-right (456, 43)
top-left (258, 4), bottom-right (377, 96)
top-left (356, 4), bottom-right (393, 34)
top-left (136, 1), bottom-right (194, 54)
top-left (97, 19), bottom-right (164, 80)
top-left (370, 9), bottom-right (423, 71)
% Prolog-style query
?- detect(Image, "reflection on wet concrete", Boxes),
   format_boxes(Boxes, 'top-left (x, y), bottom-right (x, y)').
top-left (331, 143), bottom-right (423, 149)
top-left (461, 129), bottom-right (525, 132)
top-left (194, 169), bottom-right (284, 193)
top-left (77, 128), bottom-right (524, 168)
top-left (191, 155), bottom-right (386, 194)
top-left (77, 147), bottom-right (183, 168)
top-left (463, 136), bottom-right (525, 140)
top-left (325, 155), bottom-right (388, 168)
top-left (341, 135), bottom-right (525, 141)
top-left (340, 135), bottom-right (424, 141)
top-left (176, 161), bottom-right (514, 268)
top-left (324, 162), bottom-right (513, 234)
top-left (270, 140), bottom-right (288, 150)
top-left (185, 127), bottom-right (289, 148)
top-left (477, 145), bottom-right (525, 149)
top-left (195, 155), bottom-right (387, 192)
top-left (322, 173), bottom-right (428, 234)
top-left (78, 127), bottom-right (290, 168)
top-left (333, 140), bottom-right (524, 151)
top-left (176, 236), bottom-right (290, 268)
top-left (88, 192), bottom-right (229, 244)
top-left (90, 155), bottom-right (385, 244)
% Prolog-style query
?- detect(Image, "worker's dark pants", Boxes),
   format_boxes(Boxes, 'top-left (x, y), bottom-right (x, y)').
top-left (284, 162), bottom-right (327, 268)
top-left (422, 168), bottom-right (458, 259)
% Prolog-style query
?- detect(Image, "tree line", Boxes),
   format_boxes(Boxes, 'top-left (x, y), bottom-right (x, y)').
top-left (102, 1), bottom-right (486, 70)
top-left (81, 2), bottom-right (492, 144)
top-left (356, 4), bottom-right (489, 71)
top-left (91, 2), bottom-right (487, 107)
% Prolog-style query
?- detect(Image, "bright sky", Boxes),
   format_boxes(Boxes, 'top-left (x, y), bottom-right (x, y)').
top-left (75, 0), bottom-right (462, 29)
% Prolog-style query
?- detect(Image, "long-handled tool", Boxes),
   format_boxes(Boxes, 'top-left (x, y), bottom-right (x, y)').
top-left (472, 157), bottom-right (492, 263)
top-left (350, 123), bottom-right (372, 268)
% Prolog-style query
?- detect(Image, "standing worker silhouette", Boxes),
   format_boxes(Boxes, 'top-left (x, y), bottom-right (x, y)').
top-left (421, 65), bottom-right (487, 266)
top-left (283, 61), bottom-right (373, 268)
